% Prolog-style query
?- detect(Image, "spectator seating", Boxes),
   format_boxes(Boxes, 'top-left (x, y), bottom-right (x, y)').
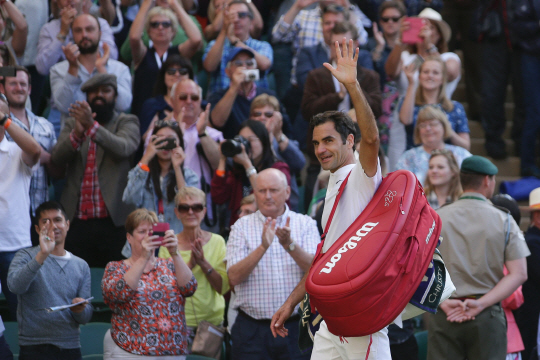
top-left (80, 322), bottom-right (111, 356)
top-left (3, 321), bottom-right (19, 356)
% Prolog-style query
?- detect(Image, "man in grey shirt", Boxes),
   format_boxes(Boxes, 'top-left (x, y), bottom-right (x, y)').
top-left (8, 201), bottom-right (92, 360)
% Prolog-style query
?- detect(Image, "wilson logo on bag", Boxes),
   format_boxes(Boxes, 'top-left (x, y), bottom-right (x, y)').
top-left (305, 170), bottom-right (442, 338)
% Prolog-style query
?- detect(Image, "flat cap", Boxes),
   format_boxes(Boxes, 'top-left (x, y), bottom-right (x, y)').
top-left (460, 155), bottom-right (498, 175)
top-left (81, 73), bottom-right (117, 93)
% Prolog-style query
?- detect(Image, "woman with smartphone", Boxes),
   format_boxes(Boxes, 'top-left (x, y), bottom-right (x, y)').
top-left (399, 57), bottom-right (470, 150)
top-left (102, 208), bottom-right (196, 358)
top-left (159, 186), bottom-right (229, 352)
top-left (123, 121), bottom-right (199, 236)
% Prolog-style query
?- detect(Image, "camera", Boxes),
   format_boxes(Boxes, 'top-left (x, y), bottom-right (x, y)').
top-left (221, 135), bottom-right (251, 157)
top-left (242, 69), bottom-right (259, 82)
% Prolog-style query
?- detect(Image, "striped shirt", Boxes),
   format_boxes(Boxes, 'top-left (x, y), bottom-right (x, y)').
top-left (226, 205), bottom-right (320, 319)
top-left (6, 110), bottom-right (56, 216)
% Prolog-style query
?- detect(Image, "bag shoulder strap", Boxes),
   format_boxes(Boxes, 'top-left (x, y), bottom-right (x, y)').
top-left (321, 171), bottom-right (352, 242)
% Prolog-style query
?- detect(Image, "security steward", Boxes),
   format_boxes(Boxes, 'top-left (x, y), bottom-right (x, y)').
top-left (427, 155), bottom-right (530, 360)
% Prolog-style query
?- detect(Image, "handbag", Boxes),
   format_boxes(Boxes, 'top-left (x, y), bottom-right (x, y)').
top-left (189, 298), bottom-right (225, 359)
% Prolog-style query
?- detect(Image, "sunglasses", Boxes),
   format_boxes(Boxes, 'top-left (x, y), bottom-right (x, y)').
top-left (178, 93), bottom-right (200, 101)
top-left (380, 16), bottom-right (401, 23)
top-left (155, 120), bottom-right (179, 128)
top-left (177, 203), bottom-right (205, 213)
top-left (253, 111), bottom-right (274, 118)
top-left (236, 11), bottom-right (251, 19)
top-left (232, 59), bottom-right (255, 67)
top-left (166, 68), bottom-right (189, 76)
top-left (150, 21), bottom-right (172, 29)
top-left (322, 5), bottom-right (345, 13)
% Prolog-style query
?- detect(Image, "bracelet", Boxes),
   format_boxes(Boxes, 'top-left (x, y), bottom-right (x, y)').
top-left (56, 33), bottom-right (67, 42)
top-left (216, 169), bottom-right (226, 177)
top-left (246, 166), bottom-right (257, 177)
top-left (3, 118), bottom-right (11, 130)
top-left (198, 130), bottom-right (208, 138)
top-left (426, 45), bottom-right (438, 54)
top-left (138, 162), bottom-right (150, 172)
top-left (277, 133), bottom-right (286, 144)
top-left (0, 113), bottom-right (8, 126)
top-left (206, 267), bottom-right (214, 275)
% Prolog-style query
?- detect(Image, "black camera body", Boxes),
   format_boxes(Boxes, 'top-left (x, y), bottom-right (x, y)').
top-left (221, 135), bottom-right (251, 157)
top-left (157, 137), bottom-right (177, 150)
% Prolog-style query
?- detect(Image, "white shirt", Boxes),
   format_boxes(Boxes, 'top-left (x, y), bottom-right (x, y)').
top-left (226, 205), bottom-right (320, 319)
top-left (321, 154), bottom-right (382, 252)
top-left (0, 137), bottom-right (33, 251)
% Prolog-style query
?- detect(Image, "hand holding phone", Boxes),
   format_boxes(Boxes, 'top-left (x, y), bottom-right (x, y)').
top-left (152, 223), bottom-right (170, 256)
top-left (401, 17), bottom-right (425, 45)
top-left (157, 138), bottom-right (177, 150)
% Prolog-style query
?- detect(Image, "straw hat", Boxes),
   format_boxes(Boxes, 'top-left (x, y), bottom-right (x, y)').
top-left (418, 8), bottom-right (452, 44)
top-left (527, 187), bottom-right (540, 211)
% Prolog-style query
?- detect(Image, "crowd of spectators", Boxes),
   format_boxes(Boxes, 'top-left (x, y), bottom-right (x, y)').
top-left (0, 0), bottom-right (539, 359)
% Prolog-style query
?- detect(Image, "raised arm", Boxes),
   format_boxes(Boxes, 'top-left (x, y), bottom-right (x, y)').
top-left (272, 0), bottom-right (317, 43)
top-left (324, 39), bottom-right (379, 177)
top-left (196, 103), bottom-right (220, 170)
top-left (99, 0), bottom-right (116, 25)
top-left (170, 0), bottom-right (203, 59)
top-left (2, 1), bottom-right (28, 57)
top-left (398, 64), bottom-right (417, 126)
top-left (129, 0), bottom-right (151, 68)
top-left (2, 112), bottom-right (41, 166)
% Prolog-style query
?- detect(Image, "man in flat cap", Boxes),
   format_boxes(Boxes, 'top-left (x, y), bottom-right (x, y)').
top-left (51, 74), bottom-right (139, 267)
top-left (427, 155), bottom-right (530, 360)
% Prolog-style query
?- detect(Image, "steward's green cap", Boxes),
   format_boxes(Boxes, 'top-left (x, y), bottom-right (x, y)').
top-left (460, 155), bottom-right (498, 175)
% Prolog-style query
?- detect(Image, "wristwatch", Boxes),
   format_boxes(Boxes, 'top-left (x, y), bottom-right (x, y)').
top-left (198, 130), bottom-right (208, 138)
top-left (277, 133), bottom-right (286, 144)
top-left (0, 113), bottom-right (8, 126)
top-left (286, 241), bottom-right (296, 252)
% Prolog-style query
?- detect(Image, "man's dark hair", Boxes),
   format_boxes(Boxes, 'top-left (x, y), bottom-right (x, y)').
top-left (0, 65), bottom-right (31, 86)
top-left (228, 0), bottom-right (254, 19)
top-left (460, 173), bottom-right (490, 191)
top-left (310, 111), bottom-right (358, 144)
top-left (71, 13), bottom-right (102, 32)
top-left (378, 1), bottom-right (406, 19)
top-left (34, 201), bottom-right (68, 226)
top-left (153, 54), bottom-right (194, 96)
top-left (331, 21), bottom-right (359, 41)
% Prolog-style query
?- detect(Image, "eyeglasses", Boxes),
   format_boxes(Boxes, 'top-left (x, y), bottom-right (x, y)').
top-left (231, 59), bottom-right (255, 67)
top-left (236, 11), bottom-right (251, 19)
top-left (178, 93), bottom-right (200, 101)
top-left (166, 68), bottom-right (189, 76)
top-left (430, 148), bottom-right (452, 155)
top-left (380, 16), bottom-right (401, 23)
top-left (253, 111), bottom-right (274, 118)
top-left (322, 5), bottom-right (345, 14)
top-left (177, 203), bottom-right (205, 213)
top-left (150, 21), bottom-right (172, 29)
top-left (418, 120), bottom-right (443, 129)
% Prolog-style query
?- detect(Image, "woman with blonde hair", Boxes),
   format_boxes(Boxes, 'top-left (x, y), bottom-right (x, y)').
top-left (399, 56), bottom-right (470, 150)
top-left (396, 105), bottom-right (471, 184)
top-left (129, 0), bottom-right (202, 118)
top-left (424, 149), bottom-right (462, 209)
top-left (159, 186), bottom-right (229, 349)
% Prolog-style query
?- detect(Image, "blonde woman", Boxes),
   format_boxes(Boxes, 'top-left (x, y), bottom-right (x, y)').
top-left (399, 57), bottom-right (470, 150)
top-left (424, 149), bottom-right (462, 209)
top-left (159, 187), bottom-right (229, 348)
top-left (396, 105), bottom-right (471, 184)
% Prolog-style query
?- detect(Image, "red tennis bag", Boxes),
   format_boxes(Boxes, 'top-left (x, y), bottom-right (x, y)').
top-left (305, 170), bottom-right (442, 337)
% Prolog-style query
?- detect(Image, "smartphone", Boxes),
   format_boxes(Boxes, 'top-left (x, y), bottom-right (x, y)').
top-left (402, 17), bottom-right (425, 45)
top-left (152, 222), bottom-right (170, 256)
top-left (411, 54), bottom-right (424, 71)
top-left (157, 138), bottom-right (177, 150)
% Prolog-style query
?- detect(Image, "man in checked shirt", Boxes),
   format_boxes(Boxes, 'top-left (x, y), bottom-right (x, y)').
top-left (226, 168), bottom-right (320, 359)
top-left (51, 73), bottom-right (139, 267)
